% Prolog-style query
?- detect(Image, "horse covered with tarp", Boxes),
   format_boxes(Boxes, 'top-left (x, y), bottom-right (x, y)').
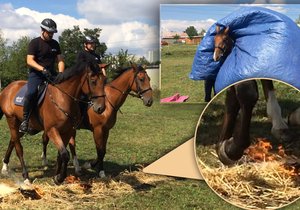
top-left (190, 6), bottom-right (300, 92)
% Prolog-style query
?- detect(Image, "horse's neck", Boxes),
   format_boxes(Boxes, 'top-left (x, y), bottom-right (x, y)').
top-left (54, 74), bottom-right (83, 100)
top-left (226, 38), bottom-right (234, 56)
top-left (106, 69), bottom-right (134, 110)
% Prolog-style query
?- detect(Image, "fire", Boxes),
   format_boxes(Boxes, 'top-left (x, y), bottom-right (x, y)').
top-left (244, 138), bottom-right (277, 161)
top-left (244, 138), bottom-right (300, 177)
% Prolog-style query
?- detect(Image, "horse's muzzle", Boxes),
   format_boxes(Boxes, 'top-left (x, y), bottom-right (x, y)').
top-left (143, 97), bottom-right (153, 107)
top-left (93, 104), bottom-right (105, 114)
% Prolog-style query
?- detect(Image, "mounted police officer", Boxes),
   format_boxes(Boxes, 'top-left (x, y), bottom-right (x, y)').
top-left (77, 35), bottom-right (106, 76)
top-left (19, 18), bottom-right (65, 133)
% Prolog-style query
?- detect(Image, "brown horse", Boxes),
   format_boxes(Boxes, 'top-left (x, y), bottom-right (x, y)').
top-left (41, 63), bottom-right (153, 177)
top-left (0, 63), bottom-right (106, 184)
top-left (213, 25), bottom-right (290, 165)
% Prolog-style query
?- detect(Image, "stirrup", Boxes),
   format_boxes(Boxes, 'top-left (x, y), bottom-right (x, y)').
top-left (19, 121), bottom-right (29, 133)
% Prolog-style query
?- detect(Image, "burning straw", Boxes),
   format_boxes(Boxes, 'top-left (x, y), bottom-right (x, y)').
top-left (0, 169), bottom-right (170, 209)
top-left (198, 138), bottom-right (300, 209)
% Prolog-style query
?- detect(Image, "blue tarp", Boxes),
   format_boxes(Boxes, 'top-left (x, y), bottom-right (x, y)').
top-left (190, 7), bottom-right (300, 92)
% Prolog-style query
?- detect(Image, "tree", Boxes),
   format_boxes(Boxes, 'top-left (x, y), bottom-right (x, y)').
top-left (58, 26), bottom-right (107, 67)
top-left (296, 15), bottom-right (300, 26)
top-left (185, 26), bottom-right (198, 40)
top-left (199, 29), bottom-right (206, 37)
top-left (0, 36), bottom-right (30, 87)
top-left (173, 34), bottom-right (180, 43)
top-left (102, 49), bottom-right (136, 81)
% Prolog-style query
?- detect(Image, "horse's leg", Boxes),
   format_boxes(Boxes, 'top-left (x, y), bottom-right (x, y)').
top-left (261, 80), bottom-right (290, 141)
top-left (69, 135), bottom-right (81, 176)
top-left (216, 86), bottom-right (240, 165)
top-left (217, 81), bottom-right (258, 165)
top-left (47, 128), bottom-right (70, 185)
top-left (4, 117), bottom-right (29, 182)
top-left (83, 126), bottom-right (107, 178)
top-left (2, 140), bottom-right (14, 175)
top-left (219, 86), bottom-right (240, 141)
top-left (41, 132), bottom-right (49, 166)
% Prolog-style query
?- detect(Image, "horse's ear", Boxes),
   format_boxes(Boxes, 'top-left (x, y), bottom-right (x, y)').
top-left (216, 25), bottom-right (220, 34)
top-left (224, 26), bottom-right (230, 35)
top-left (131, 62), bottom-right (138, 71)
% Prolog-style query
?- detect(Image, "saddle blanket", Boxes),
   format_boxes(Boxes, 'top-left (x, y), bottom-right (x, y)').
top-left (14, 83), bottom-right (47, 106)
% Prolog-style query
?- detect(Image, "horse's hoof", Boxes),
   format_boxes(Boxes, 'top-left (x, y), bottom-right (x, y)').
top-left (75, 169), bottom-right (82, 177)
top-left (271, 128), bottom-right (292, 143)
top-left (24, 179), bottom-right (31, 186)
top-left (53, 175), bottom-right (64, 185)
top-left (99, 170), bottom-right (106, 178)
top-left (42, 159), bottom-right (48, 167)
top-left (1, 163), bottom-right (9, 175)
top-left (82, 162), bottom-right (91, 169)
top-left (216, 138), bottom-right (237, 166)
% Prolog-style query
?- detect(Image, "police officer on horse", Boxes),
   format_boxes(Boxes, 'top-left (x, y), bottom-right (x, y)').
top-left (19, 18), bottom-right (65, 133)
top-left (77, 35), bottom-right (106, 76)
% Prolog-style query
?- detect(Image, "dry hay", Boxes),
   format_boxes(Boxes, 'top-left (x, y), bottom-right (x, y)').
top-left (198, 145), bottom-right (300, 210)
top-left (0, 169), bottom-right (171, 210)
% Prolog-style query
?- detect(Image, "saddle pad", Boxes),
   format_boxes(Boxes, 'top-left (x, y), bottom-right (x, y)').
top-left (14, 83), bottom-right (48, 106)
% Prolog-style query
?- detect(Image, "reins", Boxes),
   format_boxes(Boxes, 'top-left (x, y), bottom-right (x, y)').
top-left (44, 68), bottom-right (105, 129)
top-left (105, 68), bottom-right (152, 112)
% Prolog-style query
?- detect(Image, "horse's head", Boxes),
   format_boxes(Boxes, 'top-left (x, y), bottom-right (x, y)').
top-left (81, 64), bottom-right (106, 114)
top-left (130, 63), bottom-right (153, 107)
top-left (213, 25), bottom-right (232, 62)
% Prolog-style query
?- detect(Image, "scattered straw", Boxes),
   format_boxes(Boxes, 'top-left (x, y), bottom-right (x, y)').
top-left (0, 169), bottom-right (170, 209)
top-left (198, 148), bottom-right (300, 210)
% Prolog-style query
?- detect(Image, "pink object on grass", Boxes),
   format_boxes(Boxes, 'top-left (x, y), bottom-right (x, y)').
top-left (160, 93), bottom-right (189, 103)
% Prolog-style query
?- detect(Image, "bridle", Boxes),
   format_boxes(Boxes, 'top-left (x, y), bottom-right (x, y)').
top-left (214, 37), bottom-right (233, 57)
top-left (46, 68), bottom-right (106, 128)
top-left (107, 69), bottom-right (152, 99)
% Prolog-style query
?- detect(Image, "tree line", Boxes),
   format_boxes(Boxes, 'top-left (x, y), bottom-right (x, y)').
top-left (0, 26), bottom-right (153, 88)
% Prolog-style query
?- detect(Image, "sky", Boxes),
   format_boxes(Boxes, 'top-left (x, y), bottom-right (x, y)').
top-left (0, 1), bottom-right (299, 57)
top-left (161, 4), bottom-right (300, 37)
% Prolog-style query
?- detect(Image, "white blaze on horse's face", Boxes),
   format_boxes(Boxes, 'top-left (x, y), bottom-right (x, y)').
top-left (213, 26), bottom-right (231, 62)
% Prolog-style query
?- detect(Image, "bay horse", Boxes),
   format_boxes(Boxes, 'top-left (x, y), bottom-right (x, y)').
top-left (0, 62), bottom-right (106, 184)
top-left (41, 63), bottom-right (153, 177)
top-left (213, 25), bottom-right (290, 165)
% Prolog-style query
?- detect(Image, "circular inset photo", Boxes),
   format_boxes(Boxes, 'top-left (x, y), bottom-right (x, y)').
top-left (195, 79), bottom-right (300, 209)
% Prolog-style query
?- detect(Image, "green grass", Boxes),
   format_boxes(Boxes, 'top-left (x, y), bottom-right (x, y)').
top-left (161, 44), bottom-right (206, 103)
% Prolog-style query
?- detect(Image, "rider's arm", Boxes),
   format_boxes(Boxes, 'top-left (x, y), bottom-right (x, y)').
top-left (27, 55), bottom-right (44, 72)
top-left (57, 54), bottom-right (65, 73)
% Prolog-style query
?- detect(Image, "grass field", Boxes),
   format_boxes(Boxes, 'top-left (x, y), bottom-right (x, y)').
top-left (1, 44), bottom-right (300, 209)
top-left (0, 96), bottom-right (244, 209)
top-left (161, 44), bottom-right (207, 103)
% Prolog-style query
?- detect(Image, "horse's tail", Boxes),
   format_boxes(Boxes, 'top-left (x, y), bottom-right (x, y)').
top-left (0, 92), bottom-right (3, 120)
top-left (0, 107), bottom-right (3, 120)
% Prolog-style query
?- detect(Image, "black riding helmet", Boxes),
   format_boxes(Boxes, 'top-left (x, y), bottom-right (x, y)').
top-left (40, 18), bottom-right (57, 33)
top-left (84, 35), bottom-right (96, 44)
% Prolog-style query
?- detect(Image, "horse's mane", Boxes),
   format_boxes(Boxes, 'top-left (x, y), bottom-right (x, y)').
top-left (109, 65), bottom-right (144, 81)
top-left (108, 67), bottom-right (131, 81)
top-left (54, 62), bottom-right (96, 84)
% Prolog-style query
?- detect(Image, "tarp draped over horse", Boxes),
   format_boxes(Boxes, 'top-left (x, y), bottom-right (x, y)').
top-left (190, 7), bottom-right (300, 93)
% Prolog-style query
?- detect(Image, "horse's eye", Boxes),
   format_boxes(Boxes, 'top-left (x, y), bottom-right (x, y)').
top-left (140, 77), bottom-right (145, 82)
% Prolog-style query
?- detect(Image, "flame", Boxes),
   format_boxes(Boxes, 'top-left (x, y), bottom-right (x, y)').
top-left (245, 138), bottom-right (275, 161)
top-left (244, 138), bottom-right (300, 177)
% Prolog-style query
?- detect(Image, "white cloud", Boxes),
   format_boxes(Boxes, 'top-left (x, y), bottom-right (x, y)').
top-left (77, 0), bottom-right (161, 25)
top-left (161, 19), bottom-right (216, 37)
top-left (0, 3), bottom-right (157, 57)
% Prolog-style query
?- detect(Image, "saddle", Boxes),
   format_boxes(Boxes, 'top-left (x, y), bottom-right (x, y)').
top-left (14, 82), bottom-right (48, 106)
